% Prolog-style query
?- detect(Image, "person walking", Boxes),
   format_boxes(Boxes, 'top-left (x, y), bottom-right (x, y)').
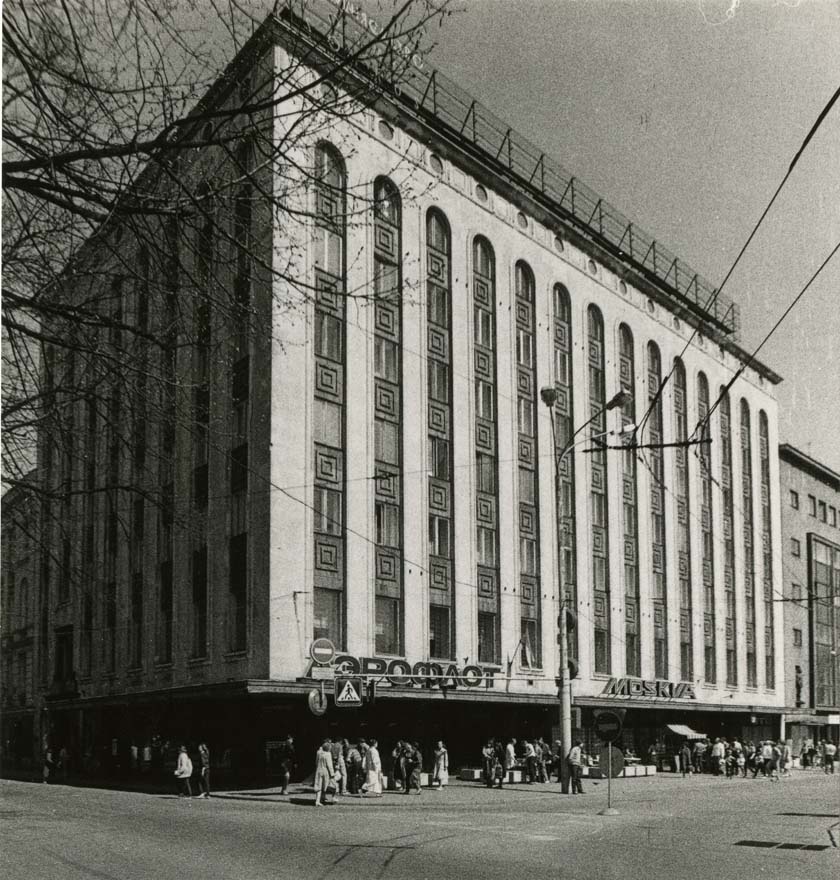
top-left (406, 742), bottom-right (423, 794)
top-left (433, 741), bottom-right (449, 789)
top-left (692, 738), bottom-right (706, 774)
top-left (345, 741), bottom-right (363, 795)
top-left (314, 741), bottom-right (335, 807)
top-left (824, 740), bottom-right (836, 774)
top-left (679, 742), bottom-right (692, 777)
top-left (329, 738), bottom-right (346, 796)
top-left (277, 734), bottom-right (295, 795)
top-left (523, 739), bottom-right (536, 784)
top-left (710, 738), bottom-right (725, 777)
top-left (196, 742), bottom-right (211, 798)
top-left (567, 740), bottom-right (584, 794)
top-left (761, 740), bottom-right (773, 778)
top-left (362, 738), bottom-right (383, 796)
top-left (504, 738), bottom-right (516, 786)
top-left (482, 740), bottom-right (496, 787)
top-left (42, 746), bottom-right (56, 784)
top-left (174, 745), bottom-right (193, 798)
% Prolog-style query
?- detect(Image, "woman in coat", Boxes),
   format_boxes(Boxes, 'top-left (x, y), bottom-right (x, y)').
top-left (433, 741), bottom-right (449, 789)
top-left (314, 741), bottom-right (335, 806)
top-left (174, 745), bottom-right (193, 798)
top-left (362, 738), bottom-right (383, 796)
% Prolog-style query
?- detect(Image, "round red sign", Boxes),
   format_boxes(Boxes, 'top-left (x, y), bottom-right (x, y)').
top-left (310, 638), bottom-right (336, 666)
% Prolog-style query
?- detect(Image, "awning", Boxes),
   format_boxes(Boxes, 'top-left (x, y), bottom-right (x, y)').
top-left (666, 723), bottom-right (705, 740)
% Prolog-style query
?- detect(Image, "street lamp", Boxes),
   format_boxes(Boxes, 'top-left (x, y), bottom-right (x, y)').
top-left (540, 386), bottom-right (631, 793)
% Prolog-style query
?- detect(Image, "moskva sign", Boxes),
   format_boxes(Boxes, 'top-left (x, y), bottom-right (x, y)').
top-left (601, 677), bottom-right (697, 700)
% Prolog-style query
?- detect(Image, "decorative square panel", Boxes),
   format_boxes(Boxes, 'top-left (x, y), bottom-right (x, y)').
top-left (428, 252), bottom-right (446, 283)
top-left (624, 539), bottom-right (635, 562)
top-left (588, 340), bottom-right (602, 366)
top-left (702, 561), bottom-right (712, 585)
top-left (315, 448), bottom-right (340, 484)
top-left (678, 552), bottom-right (689, 577)
top-left (724, 567), bottom-right (734, 588)
top-left (652, 546), bottom-right (663, 572)
top-left (375, 225), bottom-right (396, 258)
top-left (428, 327), bottom-right (447, 359)
top-left (315, 361), bottom-right (340, 399)
top-left (474, 279), bottom-right (490, 307)
top-left (725, 620), bottom-right (734, 641)
top-left (375, 303), bottom-right (395, 335)
top-left (518, 436), bottom-right (533, 466)
top-left (375, 383), bottom-right (396, 418)
top-left (555, 323), bottom-right (568, 349)
top-left (376, 550), bottom-right (396, 581)
top-left (625, 603), bottom-right (636, 623)
top-left (375, 469), bottom-right (397, 499)
top-left (650, 489), bottom-right (662, 514)
top-left (475, 348), bottom-right (491, 378)
top-left (704, 614), bottom-right (713, 637)
top-left (556, 386), bottom-right (569, 415)
top-left (592, 467), bottom-right (604, 490)
top-left (519, 505), bottom-right (534, 535)
top-left (316, 279), bottom-right (338, 310)
top-left (428, 403), bottom-right (448, 436)
top-left (477, 496), bottom-right (495, 525)
top-left (702, 507), bottom-right (711, 530)
top-left (723, 518), bottom-right (732, 539)
top-left (592, 527), bottom-right (605, 554)
top-left (478, 570), bottom-right (495, 598)
top-left (429, 482), bottom-right (449, 513)
top-left (517, 369), bottom-right (531, 396)
top-left (559, 455), bottom-right (571, 479)
top-left (677, 499), bottom-right (687, 524)
top-left (594, 596), bottom-right (606, 618)
top-left (654, 607), bottom-right (664, 628)
top-left (315, 539), bottom-right (338, 572)
top-left (623, 477), bottom-right (634, 502)
top-left (680, 611), bottom-right (690, 635)
top-left (476, 422), bottom-right (492, 451)
top-left (619, 357), bottom-right (631, 384)
top-left (515, 301), bottom-right (530, 329)
top-left (430, 559), bottom-right (450, 591)
top-left (520, 578), bottom-right (535, 603)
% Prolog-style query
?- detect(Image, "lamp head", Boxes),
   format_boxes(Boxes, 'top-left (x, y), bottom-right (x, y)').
top-left (606, 390), bottom-right (632, 411)
top-left (539, 386), bottom-right (558, 408)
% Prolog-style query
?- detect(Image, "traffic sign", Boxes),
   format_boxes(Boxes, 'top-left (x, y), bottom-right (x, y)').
top-left (594, 710), bottom-right (623, 743)
top-left (310, 638), bottom-right (336, 666)
top-left (597, 744), bottom-right (625, 778)
top-left (334, 676), bottom-right (363, 707)
top-left (311, 665), bottom-right (335, 681)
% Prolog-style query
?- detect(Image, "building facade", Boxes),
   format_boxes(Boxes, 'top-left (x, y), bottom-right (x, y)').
top-left (778, 444), bottom-right (840, 750)
top-left (24, 4), bottom-right (789, 778)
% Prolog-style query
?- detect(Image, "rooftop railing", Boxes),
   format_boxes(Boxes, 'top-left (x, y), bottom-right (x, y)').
top-left (281, 0), bottom-right (740, 336)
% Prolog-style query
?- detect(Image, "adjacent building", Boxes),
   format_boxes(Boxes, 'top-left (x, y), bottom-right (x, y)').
top-left (778, 444), bottom-right (840, 750)
top-left (23, 2), bottom-right (790, 778)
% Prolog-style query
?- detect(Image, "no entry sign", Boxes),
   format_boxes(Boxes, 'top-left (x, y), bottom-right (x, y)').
top-left (310, 638), bottom-right (336, 666)
top-left (594, 710), bottom-right (624, 743)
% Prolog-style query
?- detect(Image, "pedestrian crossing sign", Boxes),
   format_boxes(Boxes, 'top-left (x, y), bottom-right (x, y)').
top-left (334, 676), bottom-right (363, 707)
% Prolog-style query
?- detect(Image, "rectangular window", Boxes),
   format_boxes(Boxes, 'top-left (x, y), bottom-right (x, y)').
top-left (54, 626), bottom-right (74, 683)
top-left (429, 515), bottom-right (450, 558)
top-left (430, 436), bottom-right (449, 480)
top-left (230, 444), bottom-right (248, 494)
top-left (520, 618), bottom-right (539, 667)
top-left (475, 380), bottom-right (494, 420)
top-left (428, 359), bottom-right (449, 403)
top-left (554, 348), bottom-right (569, 385)
top-left (232, 356), bottom-right (250, 405)
top-left (375, 596), bottom-right (400, 655)
top-left (793, 628), bottom-right (802, 647)
top-left (374, 336), bottom-right (397, 382)
top-left (374, 261), bottom-right (398, 302)
top-left (228, 533), bottom-right (247, 653)
top-left (592, 492), bottom-right (607, 527)
top-left (517, 397), bottom-right (534, 437)
top-left (130, 574), bottom-right (143, 668)
top-left (519, 468), bottom-right (535, 505)
top-left (316, 311), bottom-right (343, 363)
top-left (790, 538), bottom-right (801, 557)
top-left (520, 537), bottom-right (537, 575)
top-left (314, 399), bottom-right (342, 448)
top-left (314, 488), bottom-right (342, 535)
top-left (808, 494), bottom-right (817, 516)
top-left (478, 612), bottom-right (496, 664)
top-left (428, 284), bottom-right (448, 328)
top-left (192, 548), bottom-right (207, 659)
top-left (516, 330), bottom-right (533, 369)
top-left (474, 307), bottom-right (493, 348)
top-left (375, 502), bottom-right (400, 548)
top-left (477, 526), bottom-right (497, 567)
top-left (831, 506), bottom-right (837, 527)
top-left (789, 490), bottom-right (799, 510)
top-left (818, 500), bottom-right (827, 522)
top-left (429, 605), bottom-right (451, 659)
top-left (313, 226), bottom-right (342, 277)
top-left (314, 587), bottom-right (342, 645)
top-left (594, 628), bottom-right (609, 674)
top-left (374, 419), bottom-right (398, 465)
top-left (476, 453), bottom-right (495, 494)
top-left (158, 561), bottom-right (173, 664)
top-left (593, 555), bottom-right (607, 591)
top-left (105, 583), bottom-right (117, 672)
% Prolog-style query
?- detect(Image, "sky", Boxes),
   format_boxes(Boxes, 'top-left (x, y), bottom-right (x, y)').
top-left (423, 0), bottom-right (840, 471)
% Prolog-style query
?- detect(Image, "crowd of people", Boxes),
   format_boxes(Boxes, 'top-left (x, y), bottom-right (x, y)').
top-left (673, 737), bottom-right (838, 780)
top-left (478, 737), bottom-right (585, 791)
top-left (312, 737), bottom-right (450, 805)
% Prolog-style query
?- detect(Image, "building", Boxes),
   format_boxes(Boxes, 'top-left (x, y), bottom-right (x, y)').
top-left (29, 2), bottom-right (789, 779)
top-left (778, 444), bottom-right (840, 750)
top-left (1, 471), bottom-right (40, 769)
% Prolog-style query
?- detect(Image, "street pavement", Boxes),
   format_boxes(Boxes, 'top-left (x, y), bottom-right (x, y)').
top-left (1, 771), bottom-right (838, 879)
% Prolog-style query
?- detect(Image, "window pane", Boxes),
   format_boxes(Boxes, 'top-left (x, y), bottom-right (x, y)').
top-left (429, 605), bottom-right (451, 659)
top-left (374, 336), bottom-right (397, 381)
top-left (519, 468), bottom-right (535, 505)
top-left (316, 311), bottom-right (343, 362)
top-left (314, 399), bottom-right (342, 448)
top-left (478, 612), bottom-right (496, 664)
top-left (430, 436), bottom-right (449, 480)
top-left (374, 420), bottom-right (398, 464)
top-left (314, 588), bottom-right (342, 644)
top-left (375, 596), bottom-right (400, 655)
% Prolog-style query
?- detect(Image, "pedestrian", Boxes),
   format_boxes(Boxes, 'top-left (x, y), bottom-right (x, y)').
top-left (277, 734), bottom-right (295, 795)
top-left (679, 742), bottom-right (692, 777)
top-left (407, 742), bottom-right (423, 794)
top-left (692, 738), bottom-right (706, 774)
top-left (391, 740), bottom-right (405, 792)
top-left (329, 738), bottom-right (346, 796)
top-left (43, 746), bottom-right (56, 784)
top-left (59, 745), bottom-right (69, 781)
top-left (197, 742), bottom-right (211, 798)
top-left (433, 741), bottom-right (449, 789)
top-left (345, 741), bottom-right (363, 795)
top-left (567, 740), bottom-right (584, 794)
top-left (174, 745), bottom-right (193, 798)
top-left (736, 748), bottom-right (746, 777)
top-left (314, 741), bottom-right (335, 807)
top-left (523, 739), bottom-right (536, 783)
top-left (824, 741), bottom-right (836, 774)
top-left (504, 737), bottom-right (516, 784)
top-left (482, 740), bottom-right (496, 787)
top-left (769, 742), bottom-right (781, 782)
top-left (362, 738), bottom-right (383, 796)
top-left (710, 738), bottom-right (725, 777)
top-left (761, 740), bottom-right (773, 778)
top-left (780, 740), bottom-right (792, 777)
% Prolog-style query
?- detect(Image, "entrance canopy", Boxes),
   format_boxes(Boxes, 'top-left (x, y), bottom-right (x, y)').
top-left (666, 723), bottom-right (705, 740)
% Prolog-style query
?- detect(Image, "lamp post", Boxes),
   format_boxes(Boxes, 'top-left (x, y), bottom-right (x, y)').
top-left (540, 386), bottom-right (631, 794)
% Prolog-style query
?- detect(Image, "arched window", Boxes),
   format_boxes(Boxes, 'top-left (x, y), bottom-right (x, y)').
top-left (673, 359), bottom-right (693, 682)
top-left (758, 410), bottom-right (774, 689)
top-left (553, 283), bottom-right (577, 664)
top-left (740, 398), bottom-right (757, 687)
top-left (312, 143), bottom-right (347, 650)
top-left (619, 325), bottom-right (640, 676)
top-left (588, 305), bottom-right (611, 673)
top-left (515, 260), bottom-right (541, 667)
top-left (473, 236), bottom-right (499, 665)
top-left (647, 341), bottom-right (668, 679)
top-left (426, 209), bottom-right (454, 659)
